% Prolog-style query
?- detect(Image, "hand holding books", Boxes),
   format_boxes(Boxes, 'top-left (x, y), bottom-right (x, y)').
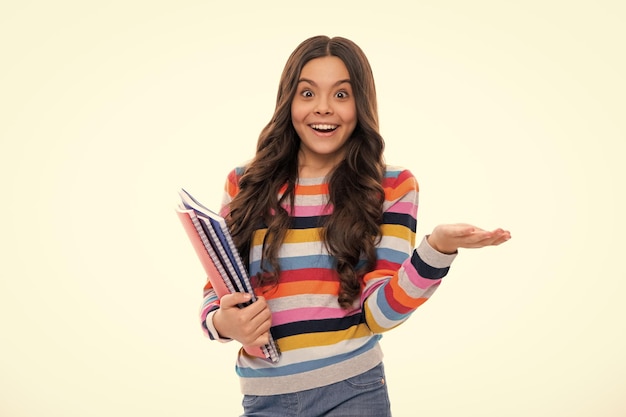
top-left (176, 188), bottom-right (280, 362)
top-left (212, 292), bottom-right (273, 348)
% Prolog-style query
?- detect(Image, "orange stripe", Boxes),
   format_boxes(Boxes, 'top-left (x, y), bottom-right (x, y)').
top-left (295, 183), bottom-right (329, 195)
top-left (225, 179), bottom-right (239, 198)
top-left (388, 276), bottom-right (428, 309)
top-left (258, 280), bottom-right (339, 298)
top-left (362, 270), bottom-right (425, 309)
top-left (224, 170), bottom-right (241, 198)
top-left (362, 269), bottom-right (395, 285)
top-left (384, 177), bottom-right (418, 201)
top-left (388, 277), bottom-right (413, 308)
top-left (279, 183), bottom-right (328, 195)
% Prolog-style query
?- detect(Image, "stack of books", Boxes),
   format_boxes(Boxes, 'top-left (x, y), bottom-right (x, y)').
top-left (176, 188), bottom-right (280, 363)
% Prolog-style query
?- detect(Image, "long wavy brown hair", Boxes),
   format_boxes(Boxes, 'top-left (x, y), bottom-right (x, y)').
top-left (227, 36), bottom-right (386, 308)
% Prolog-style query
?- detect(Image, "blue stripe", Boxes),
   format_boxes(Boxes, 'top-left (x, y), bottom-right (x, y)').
top-left (250, 254), bottom-right (335, 275)
top-left (235, 335), bottom-right (382, 378)
top-left (252, 250), bottom-right (407, 274)
top-left (376, 247), bottom-right (409, 265)
top-left (251, 249), bottom-right (408, 274)
top-left (202, 293), bottom-right (219, 306)
top-left (384, 169), bottom-right (402, 178)
top-left (374, 289), bottom-right (411, 322)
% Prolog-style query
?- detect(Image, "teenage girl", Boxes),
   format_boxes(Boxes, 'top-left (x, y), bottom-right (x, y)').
top-left (200, 35), bottom-right (511, 416)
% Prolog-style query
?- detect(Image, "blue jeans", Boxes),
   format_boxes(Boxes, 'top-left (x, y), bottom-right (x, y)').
top-left (240, 362), bottom-right (392, 417)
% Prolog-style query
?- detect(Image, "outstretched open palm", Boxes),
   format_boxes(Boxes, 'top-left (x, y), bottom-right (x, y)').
top-left (427, 223), bottom-right (511, 254)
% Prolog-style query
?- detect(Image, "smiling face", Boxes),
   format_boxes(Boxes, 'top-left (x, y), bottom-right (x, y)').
top-left (291, 56), bottom-right (357, 178)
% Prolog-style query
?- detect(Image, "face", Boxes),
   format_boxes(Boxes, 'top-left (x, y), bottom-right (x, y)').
top-left (291, 56), bottom-right (357, 177)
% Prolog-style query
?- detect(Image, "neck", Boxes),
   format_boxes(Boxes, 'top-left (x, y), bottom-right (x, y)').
top-left (297, 151), bottom-right (343, 179)
top-left (298, 164), bottom-right (332, 179)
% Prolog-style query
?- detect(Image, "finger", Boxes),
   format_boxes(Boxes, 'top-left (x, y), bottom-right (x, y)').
top-left (242, 296), bottom-right (269, 316)
top-left (242, 313), bottom-right (272, 345)
top-left (484, 230), bottom-right (511, 246)
top-left (248, 303), bottom-right (272, 331)
top-left (452, 233), bottom-right (495, 248)
top-left (469, 228), bottom-right (510, 242)
top-left (491, 234), bottom-right (511, 246)
top-left (253, 318), bottom-right (273, 339)
top-left (236, 310), bottom-right (271, 345)
top-left (220, 292), bottom-right (253, 309)
top-left (462, 230), bottom-right (495, 244)
top-left (468, 233), bottom-right (510, 248)
top-left (249, 332), bottom-right (271, 347)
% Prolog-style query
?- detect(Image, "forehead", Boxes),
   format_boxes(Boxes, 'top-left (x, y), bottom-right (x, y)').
top-left (299, 56), bottom-right (350, 83)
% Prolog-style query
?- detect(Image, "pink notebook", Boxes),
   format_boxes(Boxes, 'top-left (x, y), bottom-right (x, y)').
top-left (176, 189), bottom-right (280, 363)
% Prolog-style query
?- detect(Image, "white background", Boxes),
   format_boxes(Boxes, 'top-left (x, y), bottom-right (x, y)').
top-left (1, 1), bottom-right (624, 416)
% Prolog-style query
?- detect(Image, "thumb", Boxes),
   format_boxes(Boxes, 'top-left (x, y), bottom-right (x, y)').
top-left (220, 292), bottom-right (253, 309)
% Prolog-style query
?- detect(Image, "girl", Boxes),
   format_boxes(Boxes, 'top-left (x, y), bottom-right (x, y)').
top-left (201, 35), bottom-right (510, 416)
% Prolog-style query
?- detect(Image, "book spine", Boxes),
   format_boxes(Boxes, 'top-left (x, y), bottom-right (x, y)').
top-left (188, 212), bottom-right (237, 295)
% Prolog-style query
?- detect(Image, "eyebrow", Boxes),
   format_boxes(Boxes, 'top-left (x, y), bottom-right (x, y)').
top-left (297, 78), bottom-right (351, 87)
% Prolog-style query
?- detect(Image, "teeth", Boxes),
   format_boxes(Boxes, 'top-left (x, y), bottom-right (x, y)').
top-left (311, 124), bottom-right (338, 131)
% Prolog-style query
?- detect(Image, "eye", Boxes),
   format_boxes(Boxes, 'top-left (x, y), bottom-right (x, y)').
top-left (335, 90), bottom-right (350, 99)
top-left (300, 89), bottom-right (314, 98)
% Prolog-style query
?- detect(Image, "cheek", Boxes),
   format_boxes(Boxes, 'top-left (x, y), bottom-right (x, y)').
top-left (342, 105), bottom-right (357, 125)
top-left (290, 103), bottom-right (307, 124)
top-left (342, 100), bottom-right (357, 118)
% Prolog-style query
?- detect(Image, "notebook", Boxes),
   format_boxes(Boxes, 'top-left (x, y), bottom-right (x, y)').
top-left (176, 188), bottom-right (280, 362)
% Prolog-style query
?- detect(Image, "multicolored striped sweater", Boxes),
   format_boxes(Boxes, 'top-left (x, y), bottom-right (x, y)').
top-left (200, 166), bottom-right (457, 395)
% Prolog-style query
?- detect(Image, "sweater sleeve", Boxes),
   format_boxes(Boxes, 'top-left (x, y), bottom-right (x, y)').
top-left (199, 168), bottom-right (241, 342)
top-left (200, 284), bottom-right (229, 341)
top-left (361, 168), bottom-right (457, 333)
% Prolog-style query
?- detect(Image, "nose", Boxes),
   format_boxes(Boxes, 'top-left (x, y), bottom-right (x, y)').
top-left (314, 97), bottom-right (333, 115)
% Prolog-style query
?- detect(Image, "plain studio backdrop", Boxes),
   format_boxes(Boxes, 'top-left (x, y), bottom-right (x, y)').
top-left (1, 1), bottom-right (624, 416)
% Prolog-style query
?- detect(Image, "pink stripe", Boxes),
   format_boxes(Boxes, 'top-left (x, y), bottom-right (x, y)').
top-left (283, 204), bottom-right (332, 217)
top-left (272, 307), bottom-right (346, 326)
top-left (403, 264), bottom-right (442, 290)
top-left (387, 201), bottom-right (416, 215)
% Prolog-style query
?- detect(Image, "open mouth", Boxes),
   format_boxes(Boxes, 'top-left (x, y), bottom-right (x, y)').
top-left (310, 124), bottom-right (338, 133)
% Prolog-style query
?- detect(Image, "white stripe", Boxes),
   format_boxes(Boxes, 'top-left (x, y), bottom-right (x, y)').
top-left (237, 335), bottom-right (374, 370)
top-left (278, 240), bottom-right (327, 257)
top-left (293, 193), bottom-right (328, 206)
top-left (396, 265), bottom-right (432, 299)
top-left (251, 240), bottom-right (327, 263)
top-left (269, 294), bottom-right (341, 313)
top-left (378, 234), bottom-right (412, 253)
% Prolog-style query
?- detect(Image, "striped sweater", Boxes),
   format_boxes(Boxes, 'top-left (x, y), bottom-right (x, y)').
top-left (201, 166), bottom-right (457, 395)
